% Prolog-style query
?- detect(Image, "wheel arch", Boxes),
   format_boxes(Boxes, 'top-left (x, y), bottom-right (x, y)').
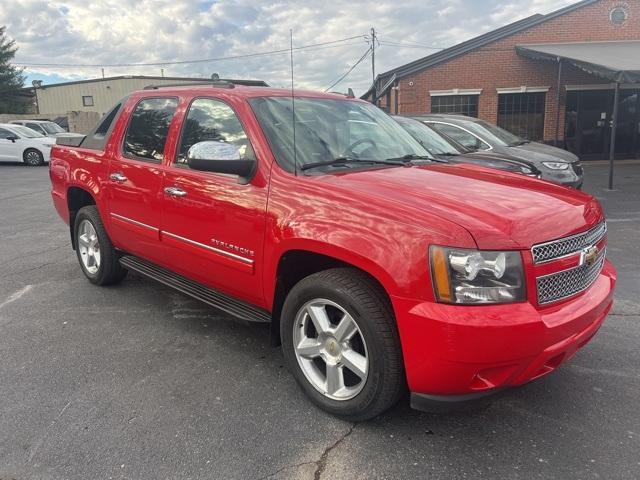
top-left (268, 247), bottom-right (395, 346)
top-left (67, 186), bottom-right (97, 249)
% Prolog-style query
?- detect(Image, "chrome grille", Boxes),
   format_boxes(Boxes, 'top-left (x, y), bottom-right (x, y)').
top-left (536, 249), bottom-right (606, 304)
top-left (531, 222), bottom-right (606, 263)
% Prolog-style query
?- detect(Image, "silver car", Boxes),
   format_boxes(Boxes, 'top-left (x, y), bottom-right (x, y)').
top-left (412, 114), bottom-right (583, 189)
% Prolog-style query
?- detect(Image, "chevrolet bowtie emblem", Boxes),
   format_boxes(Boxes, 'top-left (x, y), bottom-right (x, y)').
top-left (581, 246), bottom-right (599, 267)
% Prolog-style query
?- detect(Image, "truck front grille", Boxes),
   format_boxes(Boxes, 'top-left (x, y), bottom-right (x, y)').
top-left (531, 221), bottom-right (606, 263)
top-left (536, 249), bottom-right (606, 304)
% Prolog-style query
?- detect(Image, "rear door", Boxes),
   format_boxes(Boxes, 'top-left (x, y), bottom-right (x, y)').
top-left (160, 96), bottom-right (269, 307)
top-left (106, 96), bottom-right (178, 264)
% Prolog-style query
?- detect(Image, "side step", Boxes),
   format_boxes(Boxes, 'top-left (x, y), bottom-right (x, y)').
top-left (119, 255), bottom-right (271, 323)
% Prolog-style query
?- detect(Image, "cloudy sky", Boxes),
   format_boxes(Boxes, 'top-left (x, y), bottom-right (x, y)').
top-left (2, 0), bottom-right (576, 95)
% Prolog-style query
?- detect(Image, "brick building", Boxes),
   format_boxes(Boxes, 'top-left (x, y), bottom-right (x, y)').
top-left (363, 0), bottom-right (640, 160)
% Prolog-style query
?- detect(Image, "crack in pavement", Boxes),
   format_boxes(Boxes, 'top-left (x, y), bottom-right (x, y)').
top-left (257, 423), bottom-right (355, 480)
top-left (314, 423), bottom-right (355, 480)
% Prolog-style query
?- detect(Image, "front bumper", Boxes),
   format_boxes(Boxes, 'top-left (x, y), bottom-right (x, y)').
top-left (392, 260), bottom-right (616, 411)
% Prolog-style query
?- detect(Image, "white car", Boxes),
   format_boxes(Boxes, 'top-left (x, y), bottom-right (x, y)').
top-left (0, 123), bottom-right (56, 166)
top-left (9, 119), bottom-right (84, 139)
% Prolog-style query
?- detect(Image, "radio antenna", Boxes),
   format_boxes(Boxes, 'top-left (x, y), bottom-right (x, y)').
top-left (290, 28), bottom-right (298, 176)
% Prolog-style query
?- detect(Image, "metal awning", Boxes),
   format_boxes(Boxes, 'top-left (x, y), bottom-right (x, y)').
top-left (516, 41), bottom-right (640, 84)
top-left (517, 41), bottom-right (640, 189)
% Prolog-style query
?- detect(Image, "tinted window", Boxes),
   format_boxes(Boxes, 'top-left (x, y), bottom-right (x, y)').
top-left (177, 98), bottom-right (254, 165)
top-left (431, 95), bottom-right (479, 117)
top-left (123, 98), bottom-right (178, 161)
top-left (430, 123), bottom-right (490, 151)
top-left (394, 117), bottom-right (461, 155)
top-left (27, 123), bottom-right (43, 133)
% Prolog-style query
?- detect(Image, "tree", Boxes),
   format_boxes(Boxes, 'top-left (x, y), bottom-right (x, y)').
top-left (0, 26), bottom-right (30, 114)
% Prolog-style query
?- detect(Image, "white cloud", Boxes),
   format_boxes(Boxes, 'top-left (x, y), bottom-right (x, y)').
top-left (1, 0), bottom-right (577, 95)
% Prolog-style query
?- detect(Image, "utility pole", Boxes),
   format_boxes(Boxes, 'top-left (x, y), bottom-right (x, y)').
top-left (371, 27), bottom-right (376, 103)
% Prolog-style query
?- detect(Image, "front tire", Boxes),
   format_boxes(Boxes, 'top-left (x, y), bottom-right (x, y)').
top-left (281, 268), bottom-right (404, 421)
top-left (23, 148), bottom-right (44, 166)
top-left (74, 206), bottom-right (127, 285)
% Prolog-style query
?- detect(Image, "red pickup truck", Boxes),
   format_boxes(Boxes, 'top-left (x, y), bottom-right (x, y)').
top-left (50, 82), bottom-right (616, 420)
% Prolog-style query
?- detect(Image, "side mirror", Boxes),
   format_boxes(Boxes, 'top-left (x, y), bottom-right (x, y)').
top-left (6, 135), bottom-right (18, 142)
top-left (187, 141), bottom-right (256, 181)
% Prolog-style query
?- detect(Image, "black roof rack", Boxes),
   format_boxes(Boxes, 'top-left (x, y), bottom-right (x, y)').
top-left (144, 80), bottom-right (236, 90)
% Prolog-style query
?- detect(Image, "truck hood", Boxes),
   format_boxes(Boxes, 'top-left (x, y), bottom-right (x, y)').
top-left (322, 164), bottom-right (602, 250)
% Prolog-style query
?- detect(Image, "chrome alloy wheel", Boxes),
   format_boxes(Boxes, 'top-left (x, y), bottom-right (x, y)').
top-left (293, 299), bottom-right (369, 401)
top-left (77, 219), bottom-right (101, 275)
top-left (25, 150), bottom-right (42, 165)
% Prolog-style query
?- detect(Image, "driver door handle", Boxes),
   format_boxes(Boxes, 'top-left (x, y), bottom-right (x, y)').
top-left (164, 186), bottom-right (187, 198)
top-left (109, 172), bottom-right (127, 183)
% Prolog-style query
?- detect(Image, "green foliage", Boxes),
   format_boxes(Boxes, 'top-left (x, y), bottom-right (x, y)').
top-left (0, 26), bottom-right (31, 114)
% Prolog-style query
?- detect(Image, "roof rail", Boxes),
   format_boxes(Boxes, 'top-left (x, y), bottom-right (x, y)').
top-left (143, 80), bottom-right (236, 90)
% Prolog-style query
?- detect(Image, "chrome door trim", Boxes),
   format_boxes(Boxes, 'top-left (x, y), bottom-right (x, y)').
top-left (162, 231), bottom-right (254, 265)
top-left (110, 212), bottom-right (159, 232)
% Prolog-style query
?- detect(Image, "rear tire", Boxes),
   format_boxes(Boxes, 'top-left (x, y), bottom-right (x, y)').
top-left (23, 148), bottom-right (44, 166)
top-left (280, 268), bottom-right (404, 421)
top-left (74, 206), bottom-right (127, 285)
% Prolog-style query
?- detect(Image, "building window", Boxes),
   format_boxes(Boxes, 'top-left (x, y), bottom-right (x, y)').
top-left (431, 95), bottom-right (479, 117)
top-left (497, 92), bottom-right (546, 141)
top-left (82, 95), bottom-right (94, 107)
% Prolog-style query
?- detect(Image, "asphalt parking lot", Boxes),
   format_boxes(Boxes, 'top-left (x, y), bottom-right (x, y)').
top-left (0, 162), bottom-right (638, 480)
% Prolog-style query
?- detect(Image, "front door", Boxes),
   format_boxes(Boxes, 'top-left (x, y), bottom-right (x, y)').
top-left (161, 97), bottom-right (269, 307)
top-left (106, 96), bottom-right (178, 263)
top-left (0, 127), bottom-right (21, 162)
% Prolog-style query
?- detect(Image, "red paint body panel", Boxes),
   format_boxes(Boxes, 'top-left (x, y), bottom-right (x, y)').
top-left (49, 85), bottom-right (617, 401)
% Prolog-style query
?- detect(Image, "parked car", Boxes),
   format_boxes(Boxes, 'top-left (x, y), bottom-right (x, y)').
top-left (50, 85), bottom-right (615, 420)
top-left (414, 114), bottom-right (584, 188)
top-left (10, 119), bottom-right (84, 139)
top-left (0, 123), bottom-right (55, 165)
top-left (393, 116), bottom-right (541, 177)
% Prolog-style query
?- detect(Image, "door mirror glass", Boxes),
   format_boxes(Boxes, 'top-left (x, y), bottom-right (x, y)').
top-left (187, 140), bottom-right (255, 178)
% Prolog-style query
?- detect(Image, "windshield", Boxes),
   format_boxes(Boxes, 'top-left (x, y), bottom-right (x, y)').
top-left (11, 125), bottom-right (45, 138)
top-left (394, 117), bottom-right (462, 155)
top-left (42, 122), bottom-right (66, 134)
top-left (463, 120), bottom-right (524, 147)
top-left (249, 97), bottom-right (431, 172)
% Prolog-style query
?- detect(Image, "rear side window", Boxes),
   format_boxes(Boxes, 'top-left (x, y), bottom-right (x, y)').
top-left (123, 97), bottom-right (178, 162)
top-left (27, 123), bottom-right (43, 133)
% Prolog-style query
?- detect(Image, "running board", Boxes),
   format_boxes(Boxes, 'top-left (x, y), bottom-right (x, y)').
top-left (119, 255), bottom-right (271, 323)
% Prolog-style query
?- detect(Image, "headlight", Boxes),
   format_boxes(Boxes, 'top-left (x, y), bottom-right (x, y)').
top-left (542, 161), bottom-right (569, 170)
top-left (430, 246), bottom-right (525, 304)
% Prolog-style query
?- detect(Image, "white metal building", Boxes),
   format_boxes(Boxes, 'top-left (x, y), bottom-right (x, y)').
top-left (30, 75), bottom-right (268, 116)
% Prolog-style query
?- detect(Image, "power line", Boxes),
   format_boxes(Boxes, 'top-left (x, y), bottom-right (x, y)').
top-left (379, 41), bottom-right (443, 50)
top-left (324, 47), bottom-right (372, 92)
top-left (14, 34), bottom-right (367, 68)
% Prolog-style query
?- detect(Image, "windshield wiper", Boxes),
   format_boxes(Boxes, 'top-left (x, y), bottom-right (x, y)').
top-left (300, 156), bottom-right (407, 171)
top-left (510, 140), bottom-right (530, 147)
top-left (386, 153), bottom-right (448, 164)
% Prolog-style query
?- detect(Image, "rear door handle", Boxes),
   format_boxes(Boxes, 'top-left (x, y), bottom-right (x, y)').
top-left (164, 186), bottom-right (187, 198)
top-left (109, 172), bottom-right (127, 183)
